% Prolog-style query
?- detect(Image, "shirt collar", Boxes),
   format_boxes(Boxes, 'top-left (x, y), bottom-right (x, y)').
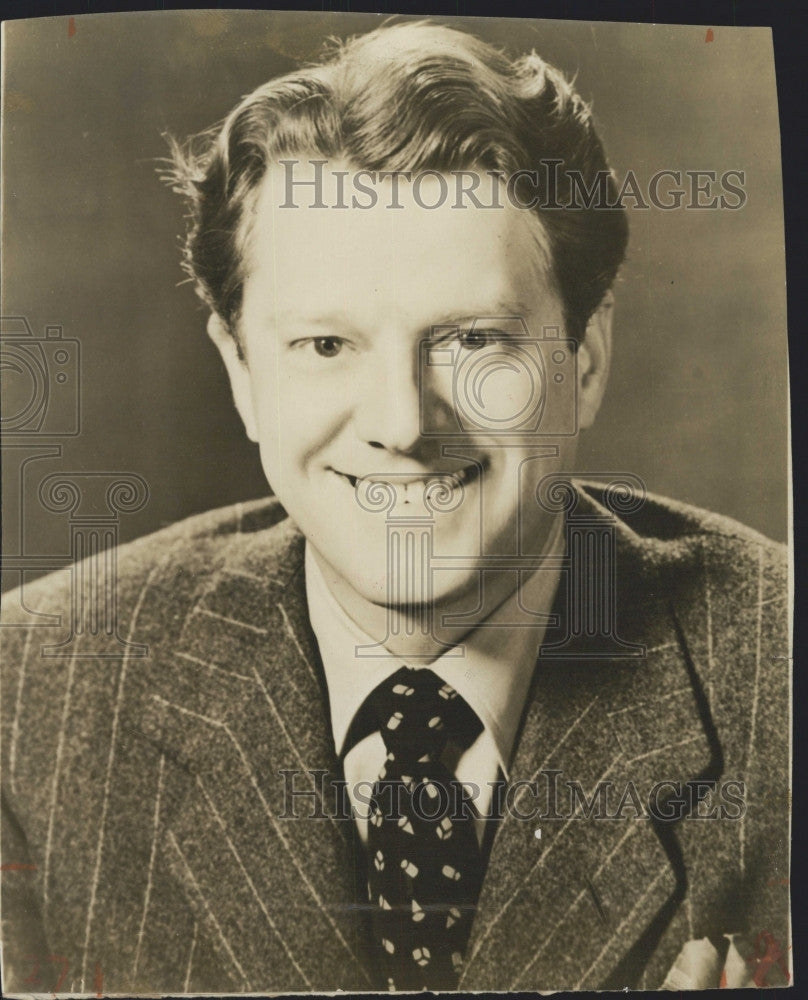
top-left (304, 525), bottom-right (563, 779)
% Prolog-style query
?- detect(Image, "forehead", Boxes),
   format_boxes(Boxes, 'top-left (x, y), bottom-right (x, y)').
top-left (240, 162), bottom-right (558, 329)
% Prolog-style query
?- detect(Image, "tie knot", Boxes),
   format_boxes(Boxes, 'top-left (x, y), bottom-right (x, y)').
top-left (367, 667), bottom-right (480, 765)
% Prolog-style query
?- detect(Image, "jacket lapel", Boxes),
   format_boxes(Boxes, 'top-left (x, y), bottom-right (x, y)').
top-left (461, 485), bottom-right (721, 991)
top-left (137, 518), bottom-right (374, 991)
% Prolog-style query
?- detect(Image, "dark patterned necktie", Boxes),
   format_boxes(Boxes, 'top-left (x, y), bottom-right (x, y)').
top-left (360, 666), bottom-right (484, 991)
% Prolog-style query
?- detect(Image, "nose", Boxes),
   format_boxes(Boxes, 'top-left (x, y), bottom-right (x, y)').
top-left (353, 339), bottom-right (424, 454)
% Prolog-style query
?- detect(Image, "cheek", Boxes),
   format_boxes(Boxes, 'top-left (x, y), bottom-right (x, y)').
top-left (252, 375), bottom-right (346, 478)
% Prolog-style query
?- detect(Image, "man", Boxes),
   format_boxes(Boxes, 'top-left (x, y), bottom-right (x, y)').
top-left (1, 20), bottom-right (789, 994)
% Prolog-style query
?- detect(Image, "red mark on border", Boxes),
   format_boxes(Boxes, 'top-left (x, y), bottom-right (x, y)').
top-left (1, 862), bottom-right (37, 871)
top-left (22, 955), bottom-right (69, 990)
top-left (705, 28), bottom-right (714, 43)
top-left (95, 962), bottom-right (104, 997)
top-left (719, 968), bottom-right (727, 988)
top-left (50, 955), bottom-right (69, 992)
top-left (22, 957), bottom-right (41, 986)
top-left (68, 17), bottom-right (76, 38)
top-left (748, 931), bottom-right (791, 987)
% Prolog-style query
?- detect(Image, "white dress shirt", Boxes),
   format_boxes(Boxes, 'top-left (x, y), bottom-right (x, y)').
top-left (304, 530), bottom-right (563, 846)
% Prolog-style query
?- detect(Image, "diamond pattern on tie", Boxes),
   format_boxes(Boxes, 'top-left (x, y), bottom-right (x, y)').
top-left (363, 667), bottom-right (483, 991)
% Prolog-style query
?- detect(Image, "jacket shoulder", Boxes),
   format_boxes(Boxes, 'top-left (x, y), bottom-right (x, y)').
top-left (575, 478), bottom-right (789, 716)
top-left (1, 495), bottom-right (290, 619)
top-left (0, 497), bottom-right (297, 785)
top-left (636, 487), bottom-right (788, 620)
top-left (576, 478), bottom-right (788, 590)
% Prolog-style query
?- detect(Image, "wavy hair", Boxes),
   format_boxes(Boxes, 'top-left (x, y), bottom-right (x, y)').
top-left (165, 21), bottom-right (628, 345)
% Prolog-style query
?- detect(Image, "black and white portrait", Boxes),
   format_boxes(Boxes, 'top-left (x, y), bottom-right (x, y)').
top-left (1, 9), bottom-right (791, 995)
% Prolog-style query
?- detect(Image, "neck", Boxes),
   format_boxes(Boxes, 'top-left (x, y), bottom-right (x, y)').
top-left (311, 515), bottom-right (566, 664)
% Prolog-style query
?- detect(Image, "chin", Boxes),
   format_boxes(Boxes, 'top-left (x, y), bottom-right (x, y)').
top-left (363, 564), bottom-right (481, 613)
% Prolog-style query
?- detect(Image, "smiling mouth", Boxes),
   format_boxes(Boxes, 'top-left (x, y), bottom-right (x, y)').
top-left (335, 459), bottom-right (489, 491)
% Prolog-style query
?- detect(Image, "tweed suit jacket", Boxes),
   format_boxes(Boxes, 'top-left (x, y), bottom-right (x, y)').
top-left (1, 481), bottom-right (790, 994)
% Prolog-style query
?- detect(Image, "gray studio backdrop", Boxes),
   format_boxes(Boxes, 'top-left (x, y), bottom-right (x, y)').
top-left (2, 10), bottom-right (789, 582)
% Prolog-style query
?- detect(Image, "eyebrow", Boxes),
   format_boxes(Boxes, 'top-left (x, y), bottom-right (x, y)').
top-left (270, 299), bottom-right (537, 330)
top-left (270, 311), bottom-right (339, 327)
top-left (433, 300), bottom-right (535, 325)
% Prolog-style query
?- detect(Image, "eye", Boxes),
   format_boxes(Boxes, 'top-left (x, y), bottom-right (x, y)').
top-left (312, 336), bottom-right (344, 358)
top-left (457, 328), bottom-right (507, 350)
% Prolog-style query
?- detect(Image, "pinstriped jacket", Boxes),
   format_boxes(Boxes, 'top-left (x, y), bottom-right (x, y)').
top-left (0, 481), bottom-right (790, 993)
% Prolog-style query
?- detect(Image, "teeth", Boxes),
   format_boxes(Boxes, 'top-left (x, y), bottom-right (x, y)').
top-left (453, 463), bottom-right (482, 486)
top-left (340, 464), bottom-right (484, 489)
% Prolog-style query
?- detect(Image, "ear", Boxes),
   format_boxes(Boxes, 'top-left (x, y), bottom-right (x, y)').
top-left (207, 313), bottom-right (259, 442)
top-left (576, 290), bottom-right (614, 430)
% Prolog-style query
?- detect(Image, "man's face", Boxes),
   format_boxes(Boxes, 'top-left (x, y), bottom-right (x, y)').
top-left (217, 163), bottom-right (609, 610)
